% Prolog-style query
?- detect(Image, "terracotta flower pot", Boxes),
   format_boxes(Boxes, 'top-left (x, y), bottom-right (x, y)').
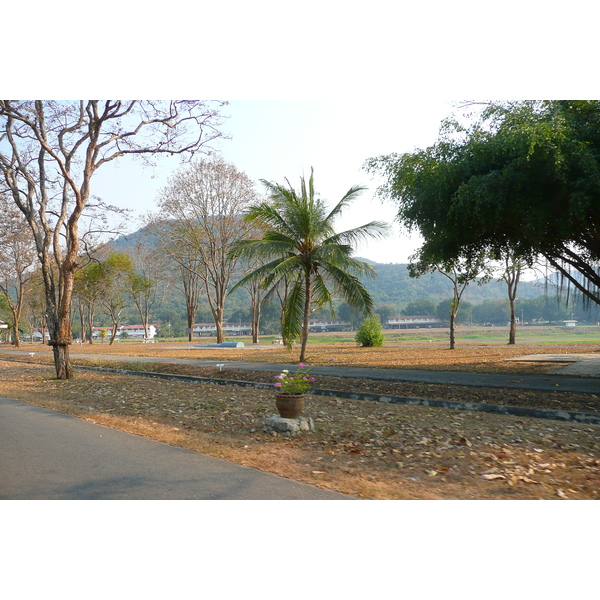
top-left (275, 393), bottom-right (305, 419)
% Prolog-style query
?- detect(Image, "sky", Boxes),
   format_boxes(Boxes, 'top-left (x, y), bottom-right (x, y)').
top-left (92, 98), bottom-right (456, 263)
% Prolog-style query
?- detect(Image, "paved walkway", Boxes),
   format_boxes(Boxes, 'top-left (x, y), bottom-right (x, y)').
top-left (506, 353), bottom-right (600, 377)
top-left (0, 396), bottom-right (348, 500)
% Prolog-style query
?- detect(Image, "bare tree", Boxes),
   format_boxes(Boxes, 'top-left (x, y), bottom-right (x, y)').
top-left (498, 254), bottom-right (525, 345)
top-left (157, 156), bottom-right (258, 343)
top-left (0, 100), bottom-right (226, 378)
top-left (144, 219), bottom-right (205, 342)
top-left (239, 255), bottom-right (271, 344)
top-left (173, 245), bottom-right (205, 343)
top-left (411, 254), bottom-right (490, 350)
top-left (0, 195), bottom-right (36, 346)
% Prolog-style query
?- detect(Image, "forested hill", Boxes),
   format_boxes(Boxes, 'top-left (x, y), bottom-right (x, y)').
top-left (355, 259), bottom-right (543, 307)
top-left (108, 228), bottom-right (543, 310)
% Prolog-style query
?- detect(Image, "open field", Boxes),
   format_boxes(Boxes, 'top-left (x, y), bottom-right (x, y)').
top-left (144, 324), bottom-right (600, 347)
top-left (14, 325), bottom-right (600, 377)
top-left (1, 333), bottom-right (598, 500)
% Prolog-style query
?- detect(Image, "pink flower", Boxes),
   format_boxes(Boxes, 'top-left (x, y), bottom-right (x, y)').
top-left (299, 363), bottom-right (306, 368)
top-left (274, 382), bottom-right (282, 388)
top-left (310, 377), bottom-right (315, 382)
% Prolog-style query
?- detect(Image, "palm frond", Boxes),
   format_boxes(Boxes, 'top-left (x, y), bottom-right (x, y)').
top-left (311, 271), bottom-right (334, 311)
top-left (319, 261), bottom-right (375, 314)
top-left (324, 220), bottom-right (391, 248)
top-left (324, 185), bottom-right (368, 224)
top-left (228, 256), bottom-right (287, 294)
top-left (282, 278), bottom-right (305, 343)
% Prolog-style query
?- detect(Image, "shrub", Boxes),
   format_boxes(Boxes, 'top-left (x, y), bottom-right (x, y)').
top-left (355, 316), bottom-right (384, 347)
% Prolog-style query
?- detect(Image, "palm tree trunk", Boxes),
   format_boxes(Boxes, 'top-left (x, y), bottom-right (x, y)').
top-left (299, 271), bottom-right (312, 362)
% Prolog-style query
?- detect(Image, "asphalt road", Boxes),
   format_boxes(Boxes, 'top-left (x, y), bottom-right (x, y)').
top-left (0, 396), bottom-right (348, 500)
top-left (2, 348), bottom-right (599, 394)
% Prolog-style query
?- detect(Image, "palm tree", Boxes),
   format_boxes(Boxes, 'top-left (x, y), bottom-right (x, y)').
top-left (229, 169), bottom-right (390, 362)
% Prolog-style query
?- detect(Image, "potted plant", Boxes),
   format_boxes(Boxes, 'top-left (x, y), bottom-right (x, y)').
top-left (273, 363), bottom-right (315, 418)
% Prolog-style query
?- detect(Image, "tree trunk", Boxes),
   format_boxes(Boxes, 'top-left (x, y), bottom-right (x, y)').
top-left (212, 302), bottom-right (225, 343)
top-left (251, 312), bottom-right (260, 344)
top-left (508, 301), bottom-right (517, 345)
top-left (11, 316), bottom-right (20, 347)
top-left (215, 319), bottom-right (225, 343)
top-left (52, 343), bottom-right (73, 379)
top-left (449, 312), bottom-right (456, 350)
top-left (109, 322), bottom-right (119, 344)
top-left (187, 313), bottom-right (195, 342)
top-left (47, 302), bottom-right (74, 379)
top-left (87, 309), bottom-right (95, 344)
top-left (251, 297), bottom-right (261, 344)
top-left (79, 305), bottom-right (86, 343)
top-left (299, 272), bottom-right (312, 362)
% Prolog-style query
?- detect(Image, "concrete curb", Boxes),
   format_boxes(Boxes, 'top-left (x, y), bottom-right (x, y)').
top-left (75, 364), bottom-right (600, 426)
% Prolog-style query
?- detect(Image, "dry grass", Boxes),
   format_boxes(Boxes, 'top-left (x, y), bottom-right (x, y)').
top-left (39, 337), bottom-right (600, 372)
top-left (1, 339), bottom-right (599, 500)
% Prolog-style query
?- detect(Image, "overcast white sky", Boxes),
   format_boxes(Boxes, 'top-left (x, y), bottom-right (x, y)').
top-left (92, 98), bottom-right (456, 263)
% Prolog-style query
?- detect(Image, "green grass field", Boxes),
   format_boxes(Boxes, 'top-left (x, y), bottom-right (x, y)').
top-left (158, 325), bottom-right (600, 346)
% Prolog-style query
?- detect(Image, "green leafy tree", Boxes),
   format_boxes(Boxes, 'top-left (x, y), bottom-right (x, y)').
top-left (229, 168), bottom-right (390, 362)
top-left (0, 195), bottom-right (36, 347)
top-left (366, 100), bottom-right (600, 308)
top-left (401, 298), bottom-right (436, 316)
top-left (355, 315), bottom-right (384, 347)
top-left (97, 252), bottom-right (136, 344)
top-left (126, 239), bottom-right (167, 340)
top-left (374, 303), bottom-right (397, 326)
top-left (73, 260), bottom-right (104, 344)
top-left (338, 301), bottom-right (367, 329)
top-left (471, 299), bottom-right (510, 325)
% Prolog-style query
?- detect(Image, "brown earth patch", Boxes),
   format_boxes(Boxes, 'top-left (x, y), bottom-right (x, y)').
top-left (1, 351), bottom-right (598, 500)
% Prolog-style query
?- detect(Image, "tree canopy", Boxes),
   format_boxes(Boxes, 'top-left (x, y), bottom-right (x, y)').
top-left (365, 100), bottom-right (600, 306)
top-left (229, 168), bottom-right (390, 362)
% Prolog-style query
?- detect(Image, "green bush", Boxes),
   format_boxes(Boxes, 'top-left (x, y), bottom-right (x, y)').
top-left (355, 316), bottom-right (384, 347)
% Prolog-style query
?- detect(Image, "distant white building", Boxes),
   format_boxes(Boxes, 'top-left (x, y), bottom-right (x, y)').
top-left (192, 322), bottom-right (252, 337)
top-left (91, 325), bottom-right (157, 340)
top-left (308, 319), bottom-right (352, 333)
top-left (119, 324), bottom-right (157, 339)
top-left (385, 315), bottom-right (446, 329)
top-left (563, 320), bottom-right (578, 327)
top-left (0, 320), bottom-right (8, 342)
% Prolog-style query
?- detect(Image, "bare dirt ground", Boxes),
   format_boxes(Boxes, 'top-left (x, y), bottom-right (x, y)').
top-left (1, 340), bottom-right (598, 500)
top-left (29, 337), bottom-right (600, 372)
